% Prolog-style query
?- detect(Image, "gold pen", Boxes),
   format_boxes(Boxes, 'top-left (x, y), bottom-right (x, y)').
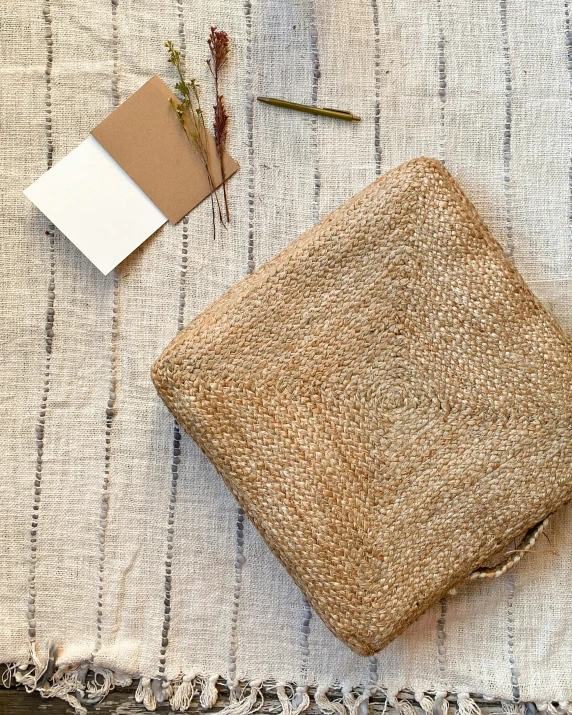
top-left (257, 96), bottom-right (361, 122)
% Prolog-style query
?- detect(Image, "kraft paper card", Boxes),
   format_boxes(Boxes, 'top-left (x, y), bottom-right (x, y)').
top-left (92, 75), bottom-right (239, 224)
top-left (24, 76), bottom-right (239, 275)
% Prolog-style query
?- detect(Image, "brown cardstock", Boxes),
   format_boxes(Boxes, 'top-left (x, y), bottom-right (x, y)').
top-left (91, 75), bottom-right (239, 224)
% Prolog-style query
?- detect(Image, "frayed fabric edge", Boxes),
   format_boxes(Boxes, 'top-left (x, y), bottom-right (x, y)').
top-left (1, 646), bottom-right (567, 715)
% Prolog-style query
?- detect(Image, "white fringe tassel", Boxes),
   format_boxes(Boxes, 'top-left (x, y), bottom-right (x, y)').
top-left (135, 676), bottom-right (157, 711)
top-left (315, 685), bottom-right (347, 715)
top-left (277, 681), bottom-right (294, 715)
top-left (170, 672), bottom-right (197, 711)
top-left (218, 679), bottom-right (264, 715)
top-left (456, 692), bottom-right (481, 715)
top-left (274, 682), bottom-right (312, 715)
top-left (435, 691), bottom-right (450, 715)
top-left (500, 704), bottom-right (523, 715)
top-left (114, 671), bottom-right (133, 688)
top-left (1, 656), bottom-right (567, 715)
top-left (342, 683), bottom-right (372, 715)
top-left (86, 667), bottom-right (114, 698)
top-left (292, 685), bottom-right (311, 715)
top-left (15, 640), bottom-right (55, 691)
top-left (200, 673), bottom-right (220, 709)
top-left (415, 692), bottom-right (434, 714)
top-left (1, 663), bottom-right (18, 688)
top-left (389, 695), bottom-right (418, 715)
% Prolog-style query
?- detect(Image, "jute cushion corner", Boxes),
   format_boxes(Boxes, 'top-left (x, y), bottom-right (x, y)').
top-left (151, 157), bottom-right (572, 657)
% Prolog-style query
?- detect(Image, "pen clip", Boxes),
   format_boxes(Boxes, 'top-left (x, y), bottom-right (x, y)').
top-left (322, 107), bottom-right (354, 115)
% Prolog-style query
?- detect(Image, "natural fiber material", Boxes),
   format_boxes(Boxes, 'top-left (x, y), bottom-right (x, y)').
top-left (6, 0), bottom-right (572, 712)
top-left (152, 157), bottom-right (572, 657)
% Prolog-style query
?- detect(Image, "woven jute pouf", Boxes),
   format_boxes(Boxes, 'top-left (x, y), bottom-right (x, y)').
top-left (152, 157), bottom-right (572, 656)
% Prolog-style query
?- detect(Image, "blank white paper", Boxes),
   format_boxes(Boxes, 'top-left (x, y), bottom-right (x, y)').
top-left (24, 135), bottom-right (167, 275)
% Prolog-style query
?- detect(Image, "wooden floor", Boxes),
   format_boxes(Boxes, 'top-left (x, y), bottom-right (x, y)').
top-left (3, 685), bottom-right (266, 714)
top-left (2, 686), bottom-right (310, 715)
top-left (0, 686), bottom-right (332, 715)
top-left (0, 687), bottom-right (503, 715)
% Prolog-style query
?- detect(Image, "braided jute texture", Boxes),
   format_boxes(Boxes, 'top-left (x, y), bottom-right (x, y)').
top-left (152, 157), bottom-right (572, 657)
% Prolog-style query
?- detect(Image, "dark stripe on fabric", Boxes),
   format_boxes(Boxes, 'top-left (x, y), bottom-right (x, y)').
top-left (156, 4), bottom-right (190, 675)
top-left (299, 597), bottom-right (312, 682)
top-left (294, 3), bottom-right (321, 678)
top-left (500, 0), bottom-right (514, 258)
top-left (227, 2), bottom-right (255, 682)
top-left (565, 1), bottom-right (572, 250)
top-left (437, 0), bottom-right (446, 164)
top-left (371, 0), bottom-right (382, 177)
top-left (245, 0), bottom-right (255, 274)
top-left (436, 597), bottom-right (447, 674)
top-left (93, 0), bottom-right (121, 656)
top-left (310, 3), bottom-right (321, 225)
top-left (507, 572), bottom-right (520, 702)
top-left (228, 507), bottom-right (245, 684)
top-left (27, 0), bottom-right (56, 644)
top-left (158, 215), bottom-right (188, 676)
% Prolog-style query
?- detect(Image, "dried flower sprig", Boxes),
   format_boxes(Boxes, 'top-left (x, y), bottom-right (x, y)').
top-left (207, 27), bottom-right (231, 223)
top-left (165, 40), bottom-right (223, 236)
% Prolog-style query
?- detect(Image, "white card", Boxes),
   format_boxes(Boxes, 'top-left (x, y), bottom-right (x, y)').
top-left (24, 135), bottom-right (167, 275)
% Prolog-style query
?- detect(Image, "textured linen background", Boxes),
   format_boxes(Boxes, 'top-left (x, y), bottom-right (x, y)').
top-left (2, 0), bottom-right (572, 708)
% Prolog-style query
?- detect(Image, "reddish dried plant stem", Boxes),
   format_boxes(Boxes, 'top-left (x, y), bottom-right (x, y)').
top-left (207, 27), bottom-right (231, 223)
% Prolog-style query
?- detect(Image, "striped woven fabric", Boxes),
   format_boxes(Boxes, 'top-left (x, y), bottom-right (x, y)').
top-left (2, 0), bottom-right (572, 713)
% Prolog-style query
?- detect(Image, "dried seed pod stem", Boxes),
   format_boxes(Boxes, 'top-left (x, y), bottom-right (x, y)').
top-left (165, 40), bottom-right (224, 237)
top-left (207, 27), bottom-right (231, 223)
